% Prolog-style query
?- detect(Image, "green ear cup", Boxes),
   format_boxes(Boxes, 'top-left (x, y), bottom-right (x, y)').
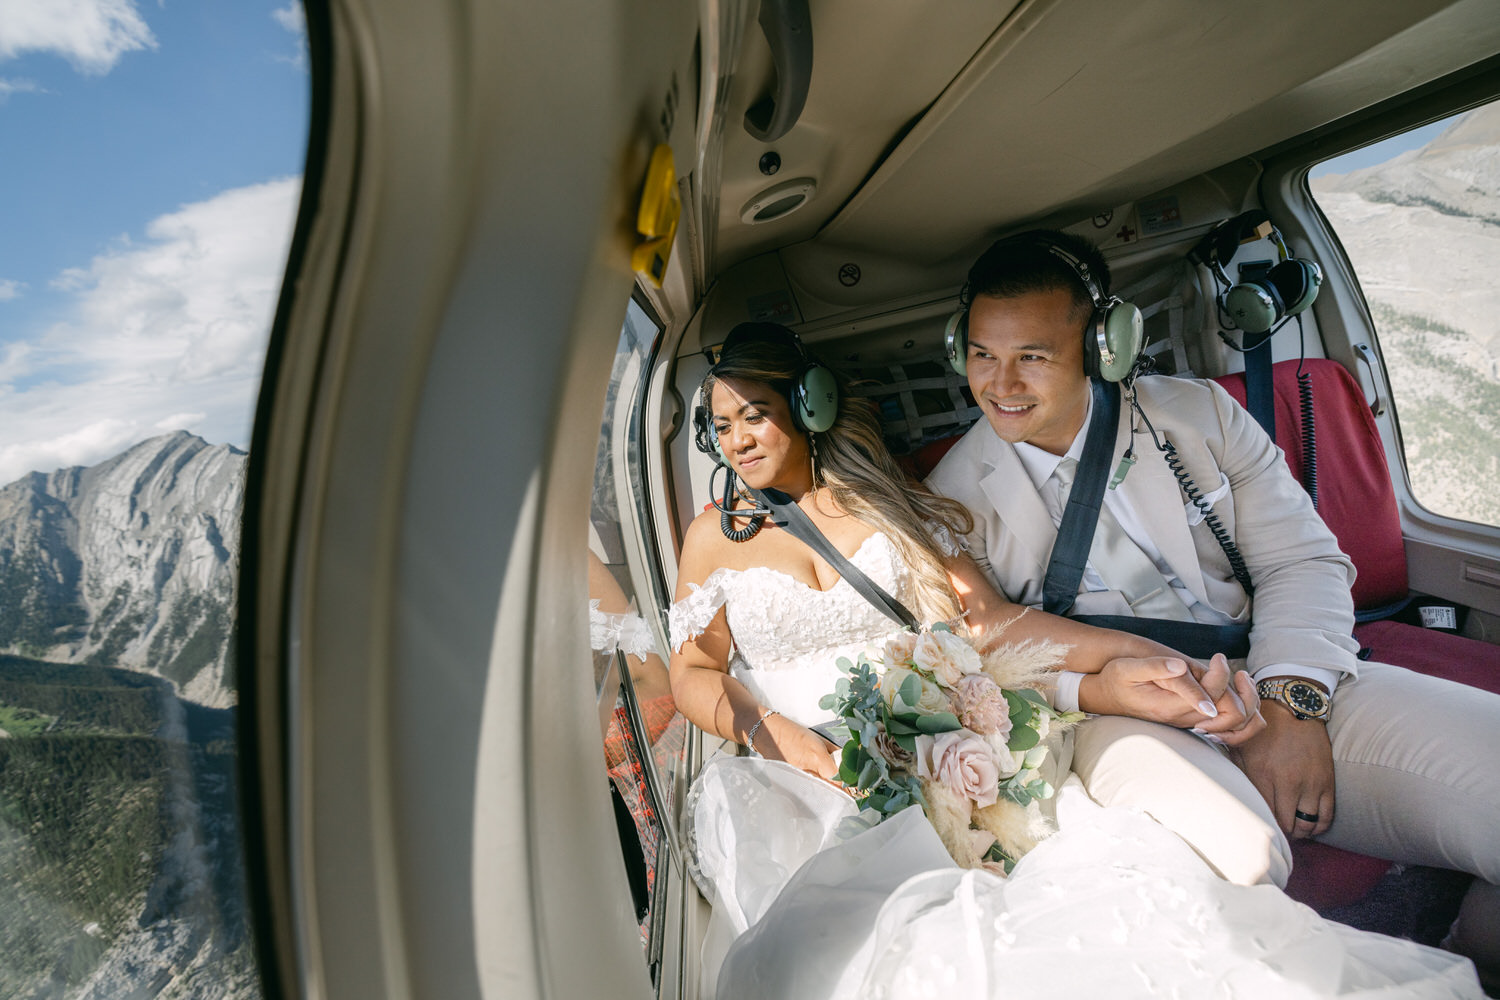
top-left (944, 309), bottom-right (969, 377)
top-left (1093, 300), bottom-right (1144, 382)
top-left (693, 403), bottom-right (729, 465)
top-left (795, 363), bottom-right (840, 433)
top-left (1224, 282), bottom-right (1280, 334)
top-left (1268, 258), bottom-right (1322, 317)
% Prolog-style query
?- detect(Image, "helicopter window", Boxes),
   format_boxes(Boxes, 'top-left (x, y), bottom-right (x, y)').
top-left (590, 297), bottom-right (685, 978)
top-left (1310, 99), bottom-right (1500, 529)
top-left (0, 4), bottom-right (307, 997)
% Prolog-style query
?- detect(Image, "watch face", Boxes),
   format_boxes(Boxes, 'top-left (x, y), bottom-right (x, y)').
top-left (1286, 682), bottom-right (1328, 716)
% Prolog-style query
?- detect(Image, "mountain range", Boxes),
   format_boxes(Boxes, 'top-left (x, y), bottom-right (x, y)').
top-left (0, 432), bottom-right (243, 709)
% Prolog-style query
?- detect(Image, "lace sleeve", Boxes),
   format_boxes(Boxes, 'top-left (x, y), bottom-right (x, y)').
top-left (668, 574), bottom-right (730, 651)
top-left (589, 600), bottom-right (661, 661)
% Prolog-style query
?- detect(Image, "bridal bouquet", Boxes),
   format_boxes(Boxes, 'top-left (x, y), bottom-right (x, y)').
top-left (818, 624), bottom-right (1083, 872)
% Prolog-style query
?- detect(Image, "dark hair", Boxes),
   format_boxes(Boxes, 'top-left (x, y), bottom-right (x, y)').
top-left (699, 322), bottom-right (974, 621)
top-left (962, 229), bottom-right (1109, 324)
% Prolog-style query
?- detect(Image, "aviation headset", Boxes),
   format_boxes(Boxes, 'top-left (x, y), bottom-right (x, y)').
top-left (692, 321), bottom-right (841, 466)
top-left (943, 232), bottom-right (1145, 383)
top-left (1193, 211), bottom-right (1323, 335)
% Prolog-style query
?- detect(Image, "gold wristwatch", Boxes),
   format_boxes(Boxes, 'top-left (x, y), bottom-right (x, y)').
top-left (1255, 677), bottom-right (1331, 722)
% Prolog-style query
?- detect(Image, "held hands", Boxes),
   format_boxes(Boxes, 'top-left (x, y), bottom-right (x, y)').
top-left (1080, 653), bottom-right (1266, 747)
top-left (1236, 701), bottom-right (1336, 838)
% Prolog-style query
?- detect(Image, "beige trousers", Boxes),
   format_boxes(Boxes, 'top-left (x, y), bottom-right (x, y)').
top-left (1071, 661), bottom-right (1500, 970)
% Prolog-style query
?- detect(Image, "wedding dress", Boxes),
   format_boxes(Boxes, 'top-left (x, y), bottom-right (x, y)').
top-left (670, 532), bottom-right (1481, 999)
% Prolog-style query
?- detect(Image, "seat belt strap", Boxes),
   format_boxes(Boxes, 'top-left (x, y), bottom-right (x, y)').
top-left (1042, 379), bottom-right (1119, 617)
top-left (1243, 330), bottom-right (1275, 442)
top-left (752, 487), bottom-right (920, 631)
top-left (1067, 614), bottom-right (1251, 659)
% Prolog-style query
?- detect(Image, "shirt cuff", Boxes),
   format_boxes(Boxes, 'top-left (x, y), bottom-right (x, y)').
top-left (1054, 670), bottom-right (1086, 713)
top-left (1250, 663), bottom-right (1342, 696)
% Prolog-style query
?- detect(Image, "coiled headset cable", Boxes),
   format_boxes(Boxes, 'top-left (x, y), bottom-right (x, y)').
top-left (1215, 314), bottom-right (1319, 511)
top-left (709, 463), bottom-right (769, 541)
top-left (1292, 316), bottom-right (1318, 510)
top-left (1127, 387), bottom-right (1255, 597)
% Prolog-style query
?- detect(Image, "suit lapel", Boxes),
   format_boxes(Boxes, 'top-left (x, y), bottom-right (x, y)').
top-left (1121, 425), bottom-right (1211, 604)
top-left (976, 431), bottom-right (1055, 581)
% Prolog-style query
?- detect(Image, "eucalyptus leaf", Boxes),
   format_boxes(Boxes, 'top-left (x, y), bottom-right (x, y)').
top-left (899, 674), bottom-right (922, 707)
top-left (1008, 726), bottom-right (1040, 751)
top-left (894, 733), bottom-right (917, 753)
top-left (1015, 687), bottom-right (1050, 709)
top-left (836, 656), bottom-right (855, 672)
top-left (914, 711), bottom-right (962, 734)
top-left (1003, 689), bottom-right (1033, 726)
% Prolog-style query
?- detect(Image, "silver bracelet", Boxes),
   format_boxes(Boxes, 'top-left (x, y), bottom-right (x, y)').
top-left (746, 709), bottom-right (779, 756)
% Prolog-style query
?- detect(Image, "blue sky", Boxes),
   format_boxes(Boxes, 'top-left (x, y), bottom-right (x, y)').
top-left (1308, 119), bottom-right (1452, 178)
top-left (0, 1), bottom-right (307, 484)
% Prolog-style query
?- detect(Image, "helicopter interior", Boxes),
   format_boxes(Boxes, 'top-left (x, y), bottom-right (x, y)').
top-left (242, 1), bottom-right (1500, 997)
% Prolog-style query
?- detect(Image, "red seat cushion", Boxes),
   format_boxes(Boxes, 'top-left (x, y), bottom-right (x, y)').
top-left (909, 434), bottom-right (963, 481)
top-left (1212, 359), bottom-right (1408, 611)
top-left (1352, 619), bottom-right (1500, 695)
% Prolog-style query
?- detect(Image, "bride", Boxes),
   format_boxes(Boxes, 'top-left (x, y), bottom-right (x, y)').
top-left (667, 323), bottom-right (1481, 998)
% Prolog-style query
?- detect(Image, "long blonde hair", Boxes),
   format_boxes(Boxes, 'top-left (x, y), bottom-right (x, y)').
top-left (701, 326), bottom-right (973, 623)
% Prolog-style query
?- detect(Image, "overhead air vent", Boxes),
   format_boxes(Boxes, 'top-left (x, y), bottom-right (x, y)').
top-left (740, 178), bottom-right (816, 225)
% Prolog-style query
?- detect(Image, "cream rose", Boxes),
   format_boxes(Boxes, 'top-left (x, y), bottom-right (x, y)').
top-left (916, 730), bottom-right (1002, 808)
top-left (883, 665), bottom-right (954, 715)
top-left (912, 628), bottom-right (984, 687)
top-left (877, 630), bottom-right (919, 672)
top-left (953, 674), bottom-right (1012, 741)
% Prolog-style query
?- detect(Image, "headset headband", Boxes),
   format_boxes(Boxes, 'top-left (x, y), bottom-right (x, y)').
top-left (1040, 241), bottom-right (1111, 310)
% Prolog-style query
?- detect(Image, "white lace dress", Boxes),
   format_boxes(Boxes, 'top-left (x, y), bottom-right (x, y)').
top-left (670, 532), bottom-right (1481, 1000)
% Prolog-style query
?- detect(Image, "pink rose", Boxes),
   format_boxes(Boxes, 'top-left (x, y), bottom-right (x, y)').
top-left (953, 674), bottom-right (1012, 741)
top-left (915, 730), bottom-right (1002, 808)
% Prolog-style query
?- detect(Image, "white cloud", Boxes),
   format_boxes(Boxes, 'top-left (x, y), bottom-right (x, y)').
top-left (271, 2), bottom-right (308, 71)
top-left (0, 77), bottom-right (42, 100)
top-left (0, 177), bottom-right (300, 485)
top-left (0, 419), bottom-right (142, 483)
top-left (0, 279), bottom-right (22, 301)
top-left (0, 0), bottom-right (156, 74)
top-left (272, 3), bottom-right (305, 35)
top-left (154, 411), bottom-right (207, 433)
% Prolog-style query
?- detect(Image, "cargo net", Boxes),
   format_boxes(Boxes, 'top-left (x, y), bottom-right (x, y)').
top-left (846, 358), bottom-right (982, 459)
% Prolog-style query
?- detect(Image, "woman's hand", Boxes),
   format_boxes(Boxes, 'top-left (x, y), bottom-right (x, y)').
top-left (757, 713), bottom-right (840, 781)
top-left (1081, 653), bottom-right (1265, 746)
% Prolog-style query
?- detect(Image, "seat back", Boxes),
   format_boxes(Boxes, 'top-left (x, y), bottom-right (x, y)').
top-left (1211, 359), bottom-right (1408, 611)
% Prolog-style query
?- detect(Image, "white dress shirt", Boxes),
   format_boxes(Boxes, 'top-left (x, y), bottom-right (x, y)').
top-left (1033, 393), bottom-right (1342, 711)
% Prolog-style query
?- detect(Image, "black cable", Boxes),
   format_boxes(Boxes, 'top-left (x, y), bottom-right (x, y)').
top-left (1131, 398), bottom-right (1255, 597)
top-left (1294, 316), bottom-right (1318, 510)
top-left (710, 464), bottom-right (767, 541)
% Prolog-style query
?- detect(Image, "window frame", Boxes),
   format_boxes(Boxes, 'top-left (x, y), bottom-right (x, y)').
top-left (1259, 53), bottom-right (1500, 615)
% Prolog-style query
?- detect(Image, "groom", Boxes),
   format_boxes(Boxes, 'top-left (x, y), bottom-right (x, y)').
top-left (926, 229), bottom-right (1500, 979)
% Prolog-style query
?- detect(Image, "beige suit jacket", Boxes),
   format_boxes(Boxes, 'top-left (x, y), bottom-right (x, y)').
top-left (926, 375), bottom-right (1361, 678)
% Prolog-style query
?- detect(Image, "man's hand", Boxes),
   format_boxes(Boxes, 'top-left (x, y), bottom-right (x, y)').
top-left (1236, 701), bottom-right (1335, 838)
top-left (1079, 653), bottom-right (1265, 746)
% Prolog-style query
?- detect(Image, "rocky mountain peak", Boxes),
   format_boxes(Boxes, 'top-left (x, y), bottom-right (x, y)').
top-left (0, 432), bottom-right (245, 707)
